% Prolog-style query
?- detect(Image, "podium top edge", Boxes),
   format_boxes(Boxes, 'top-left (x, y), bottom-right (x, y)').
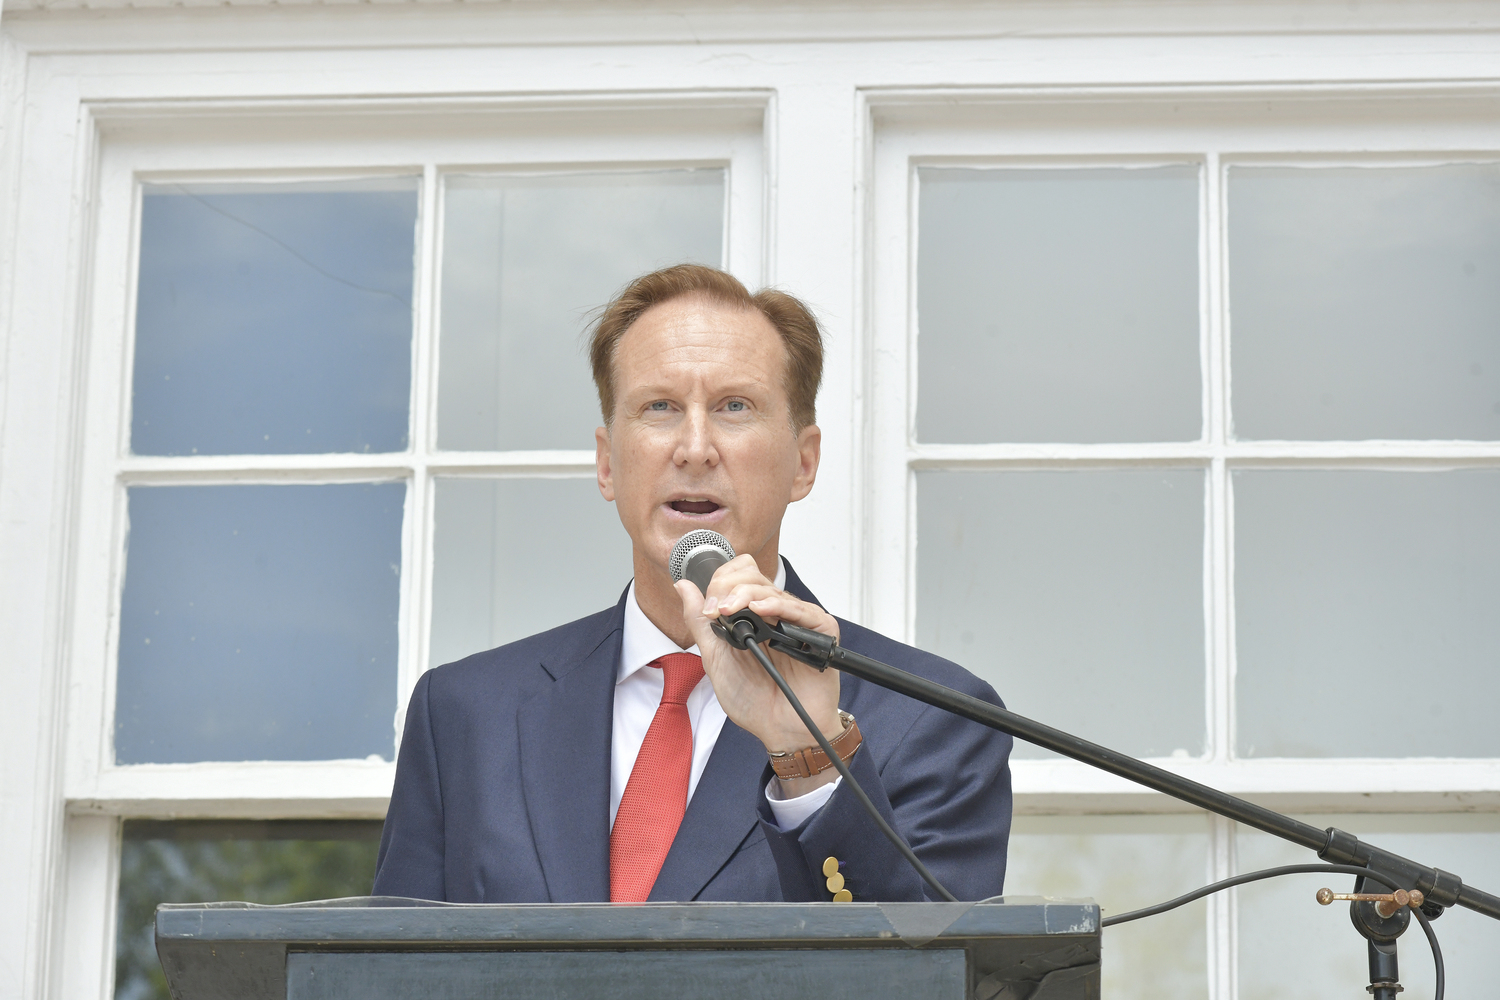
top-left (155, 898), bottom-right (1101, 946)
top-left (157, 897), bottom-right (1094, 911)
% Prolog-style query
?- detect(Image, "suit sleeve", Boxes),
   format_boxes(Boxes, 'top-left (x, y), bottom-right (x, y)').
top-left (372, 670), bottom-right (447, 900)
top-left (756, 699), bottom-right (1013, 902)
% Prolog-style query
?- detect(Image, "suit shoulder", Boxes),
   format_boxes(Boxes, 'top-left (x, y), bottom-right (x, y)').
top-left (423, 605), bottom-right (622, 699)
top-left (835, 618), bottom-right (1004, 708)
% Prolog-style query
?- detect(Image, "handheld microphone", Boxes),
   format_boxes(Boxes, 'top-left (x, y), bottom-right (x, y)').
top-left (668, 529), bottom-right (737, 595)
top-left (667, 530), bottom-right (782, 649)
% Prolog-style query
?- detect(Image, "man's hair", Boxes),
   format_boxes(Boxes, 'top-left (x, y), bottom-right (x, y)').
top-left (588, 264), bottom-right (824, 431)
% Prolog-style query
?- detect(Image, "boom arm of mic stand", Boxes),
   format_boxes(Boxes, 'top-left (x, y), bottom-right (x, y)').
top-left (766, 623), bottom-right (1500, 922)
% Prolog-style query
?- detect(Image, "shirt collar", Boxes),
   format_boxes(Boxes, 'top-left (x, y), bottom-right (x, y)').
top-left (618, 556), bottom-right (788, 685)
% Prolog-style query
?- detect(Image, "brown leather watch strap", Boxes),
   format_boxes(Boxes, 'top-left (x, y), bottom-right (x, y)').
top-left (768, 711), bottom-right (862, 780)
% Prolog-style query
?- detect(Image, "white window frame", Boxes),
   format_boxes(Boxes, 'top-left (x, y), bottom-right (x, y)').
top-left (863, 85), bottom-right (1500, 814)
top-left (2, 12), bottom-right (1491, 997)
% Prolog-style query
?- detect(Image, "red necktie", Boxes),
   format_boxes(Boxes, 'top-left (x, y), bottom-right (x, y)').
top-left (610, 652), bottom-right (705, 902)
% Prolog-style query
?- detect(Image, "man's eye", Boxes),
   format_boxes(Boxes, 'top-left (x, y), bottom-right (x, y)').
top-left (725, 400), bottom-right (746, 412)
top-left (649, 401), bottom-right (670, 411)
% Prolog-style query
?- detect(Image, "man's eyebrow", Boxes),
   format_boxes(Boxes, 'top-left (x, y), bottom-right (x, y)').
top-left (622, 379), bottom-right (771, 400)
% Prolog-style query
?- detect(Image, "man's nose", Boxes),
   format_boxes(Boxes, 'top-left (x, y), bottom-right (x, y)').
top-left (673, 408), bottom-right (719, 467)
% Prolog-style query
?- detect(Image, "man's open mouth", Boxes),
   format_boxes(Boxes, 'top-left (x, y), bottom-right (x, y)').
top-left (669, 499), bottom-right (721, 515)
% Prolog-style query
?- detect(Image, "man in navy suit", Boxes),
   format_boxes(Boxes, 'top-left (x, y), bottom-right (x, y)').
top-left (374, 265), bottom-right (1013, 903)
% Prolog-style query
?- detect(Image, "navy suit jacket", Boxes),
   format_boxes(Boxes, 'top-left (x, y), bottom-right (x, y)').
top-left (373, 561), bottom-right (1013, 903)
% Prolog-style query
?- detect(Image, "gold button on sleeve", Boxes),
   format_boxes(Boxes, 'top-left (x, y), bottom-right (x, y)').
top-left (832, 889), bottom-right (853, 903)
top-left (822, 857), bottom-right (839, 878)
top-left (826, 872), bottom-right (845, 893)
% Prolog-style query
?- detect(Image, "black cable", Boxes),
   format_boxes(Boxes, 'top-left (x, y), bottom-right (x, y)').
top-left (1099, 863), bottom-right (1397, 926)
top-left (745, 639), bottom-right (959, 902)
top-left (1414, 904), bottom-right (1445, 1000)
top-left (1071, 862), bottom-right (1443, 1000)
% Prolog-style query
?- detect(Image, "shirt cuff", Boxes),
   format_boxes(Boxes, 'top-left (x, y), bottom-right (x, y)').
top-left (763, 774), bottom-right (841, 832)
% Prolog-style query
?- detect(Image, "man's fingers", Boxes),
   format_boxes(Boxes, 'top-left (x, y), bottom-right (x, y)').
top-left (711, 582), bottom-right (773, 617)
top-left (703, 555), bottom-right (770, 604)
top-left (699, 564), bottom-right (841, 644)
top-left (746, 594), bottom-right (838, 638)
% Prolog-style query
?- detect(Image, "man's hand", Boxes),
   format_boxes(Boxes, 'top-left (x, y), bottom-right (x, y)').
top-left (675, 555), bottom-right (843, 796)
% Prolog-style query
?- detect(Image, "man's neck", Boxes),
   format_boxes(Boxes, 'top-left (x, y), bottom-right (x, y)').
top-left (632, 546), bottom-right (781, 649)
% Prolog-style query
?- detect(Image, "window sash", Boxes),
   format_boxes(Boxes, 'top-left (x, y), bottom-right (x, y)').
top-left (867, 91), bottom-right (1500, 804)
top-left (66, 102), bottom-right (766, 813)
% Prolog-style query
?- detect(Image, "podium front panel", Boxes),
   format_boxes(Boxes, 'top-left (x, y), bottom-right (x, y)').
top-left (287, 949), bottom-right (967, 1000)
top-left (157, 898), bottom-right (1100, 1000)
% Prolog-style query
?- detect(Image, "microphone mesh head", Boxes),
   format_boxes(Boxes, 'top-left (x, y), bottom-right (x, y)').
top-left (668, 529), bottom-right (735, 583)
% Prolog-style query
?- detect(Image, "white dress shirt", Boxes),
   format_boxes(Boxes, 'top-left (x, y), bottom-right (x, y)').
top-left (610, 558), bottom-right (840, 833)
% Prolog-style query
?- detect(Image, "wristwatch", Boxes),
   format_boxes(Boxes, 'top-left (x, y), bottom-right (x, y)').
top-left (768, 710), bottom-right (862, 780)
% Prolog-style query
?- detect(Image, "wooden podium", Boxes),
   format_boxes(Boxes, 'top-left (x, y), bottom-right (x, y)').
top-left (155, 897), bottom-right (1100, 1000)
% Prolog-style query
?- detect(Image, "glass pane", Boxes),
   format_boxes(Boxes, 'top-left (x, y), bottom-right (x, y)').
top-left (1237, 814), bottom-right (1500, 1000)
top-left (429, 477), bottom-right (634, 667)
top-left (437, 170), bottom-right (725, 452)
top-left (116, 819), bottom-right (382, 1000)
top-left (132, 179), bottom-right (418, 456)
top-left (1006, 815), bottom-right (1209, 1000)
top-left (916, 470), bottom-right (1205, 759)
top-left (116, 484), bottom-right (404, 764)
top-left (1229, 163), bottom-right (1500, 440)
top-left (1235, 470), bottom-right (1500, 757)
top-left (917, 166), bottom-right (1201, 444)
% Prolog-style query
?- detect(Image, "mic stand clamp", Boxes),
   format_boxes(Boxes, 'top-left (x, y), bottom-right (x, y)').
top-left (712, 614), bottom-right (837, 669)
top-left (1348, 876), bottom-right (1411, 999)
top-left (762, 621), bottom-right (835, 667)
top-left (1317, 881), bottom-right (1425, 998)
top-left (711, 610), bottom-right (784, 650)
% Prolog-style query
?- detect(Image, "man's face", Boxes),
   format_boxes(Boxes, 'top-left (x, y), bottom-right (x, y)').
top-left (595, 294), bottom-right (820, 582)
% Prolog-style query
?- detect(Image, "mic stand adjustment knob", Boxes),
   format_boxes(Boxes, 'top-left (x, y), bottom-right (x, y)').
top-left (1316, 887), bottom-right (1426, 919)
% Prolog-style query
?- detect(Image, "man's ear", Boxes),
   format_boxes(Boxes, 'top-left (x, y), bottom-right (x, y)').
top-left (595, 426), bottom-right (615, 502)
top-left (788, 423), bottom-right (821, 503)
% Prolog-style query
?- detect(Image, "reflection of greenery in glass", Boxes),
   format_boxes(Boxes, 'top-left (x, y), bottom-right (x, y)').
top-left (115, 820), bottom-right (382, 1000)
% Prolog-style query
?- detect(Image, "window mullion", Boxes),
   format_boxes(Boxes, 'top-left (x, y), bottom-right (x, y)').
top-left (1204, 148), bottom-right (1239, 1000)
top-left (1208, 813), bottom-right (1239, 1000)
top-left (864, 138), bottom-right (917, 638)
top-left (400, 163), bottom-right (442, 739)
top-left (1205, 149), bottom-right (1234, 770)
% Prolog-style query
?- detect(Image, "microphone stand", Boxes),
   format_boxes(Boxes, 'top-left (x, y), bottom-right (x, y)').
top-left (722, 614), bottom-right (1500, 996)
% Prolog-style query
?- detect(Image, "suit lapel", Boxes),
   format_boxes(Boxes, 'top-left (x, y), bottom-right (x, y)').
top-left (647, 719), bottom-right (767, 901)
top-left (517, 598), bottom-right (624, 903)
